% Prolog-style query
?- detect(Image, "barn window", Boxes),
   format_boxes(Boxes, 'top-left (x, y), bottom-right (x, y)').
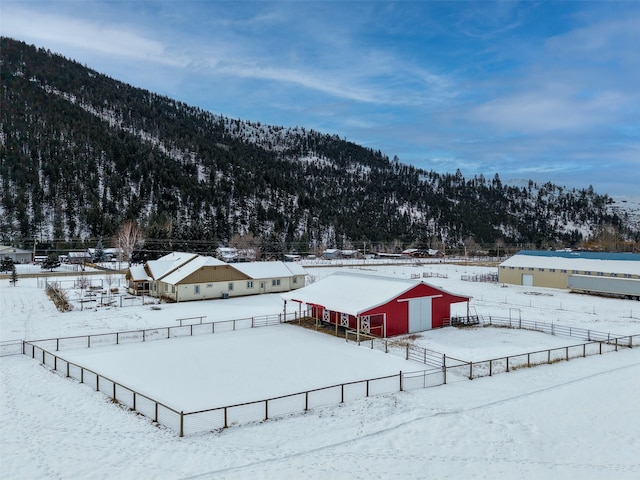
top-left (538, 268), bottom-right (544, 272)
top-left (561, 269), bottom-right (567, 273)
top-left (550, 269), bottom-right (556, 272)
top-left (509, 267), bottom-right (514, 270)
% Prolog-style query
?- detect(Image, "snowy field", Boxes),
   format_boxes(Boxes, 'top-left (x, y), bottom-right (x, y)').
top-left (56, 325), bottom-right (425, 411)
top-left (1, 261), bottom-right (640, 479)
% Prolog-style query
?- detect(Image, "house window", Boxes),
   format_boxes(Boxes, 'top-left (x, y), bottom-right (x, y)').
top-left (171, 286), bottom-right (175, 293)
top-left (550, 269), bottom-right (556, 272)
top-left (164, 284), bottom-right (168, 292)
top-left (194, 285), bottom-right (200, 295)
top-left (247, 281), bottom-right (254, 289)
top-left (228, 282), bottom-right (234, 291)
top-left (206, 283), bottom-right (213, 288)
top-left (293, 276), bottom-right (298, 284)
top-left (272, 279), bottom-right (281, 286)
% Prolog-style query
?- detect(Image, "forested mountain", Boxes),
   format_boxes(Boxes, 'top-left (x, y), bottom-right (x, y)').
top-left (0, 38), bottom-right (635, 257)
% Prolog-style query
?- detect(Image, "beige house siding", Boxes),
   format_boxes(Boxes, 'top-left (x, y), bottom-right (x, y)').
top-left (171, 275), bottom-right (305, 302)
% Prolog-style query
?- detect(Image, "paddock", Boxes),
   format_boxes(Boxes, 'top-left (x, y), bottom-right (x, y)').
top-left (56, 323), bottom-right (425, 412)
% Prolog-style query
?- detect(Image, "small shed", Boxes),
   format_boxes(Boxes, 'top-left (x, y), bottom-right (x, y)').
top-left (281, 272), bottom-right (471, 337)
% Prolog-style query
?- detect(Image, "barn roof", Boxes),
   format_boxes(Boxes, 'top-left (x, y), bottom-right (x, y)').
top-left (231, 261), bottom-right (307, 279)
top-left (501, 250), bottom-right (640, 275)
top-left (281, 271), bottom-right (469, 317)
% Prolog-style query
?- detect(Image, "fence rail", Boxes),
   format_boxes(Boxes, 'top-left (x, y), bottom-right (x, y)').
top-left (23, 338), bottom-right (443, 437)
top-left (18, 313), bottom-right (640, 437)
top-left (27, 313), bottom-right (298, 353)
top-left (479, 315), bottom-right (639, 346)
top-left (0, 339), bottom-right (23, 356)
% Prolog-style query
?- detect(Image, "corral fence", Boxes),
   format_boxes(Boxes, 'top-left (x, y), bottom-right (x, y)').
top-left (22, 339), bottom-right (443, 437)
top-left (0, 339), bottom-right (23, 357)
top-left (345, 316), bottom-right (639, 382)
top-left (25, 313), bottom-right (298, 353)
top-left (461, 273), bottom-right (498, 283)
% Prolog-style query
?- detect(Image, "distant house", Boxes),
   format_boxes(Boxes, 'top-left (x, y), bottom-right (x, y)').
top-left (216, 247), bottom-right (238, 263)
top-left (321, 249), bottom-right (360, 260)
top-left (126, 252), bottom-right (307, 302)
top-left (281, 272), bottom-right (471, 337)
top-left (68, 251), bottom-right (92, 265)
top-left (0, 245), bottom-right (32, 264)
top-left (498, 250), bottom-right (640, 291)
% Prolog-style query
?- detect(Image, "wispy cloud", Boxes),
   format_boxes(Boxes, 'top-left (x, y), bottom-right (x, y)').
top-left (1, 1), bottom-right (638, 195)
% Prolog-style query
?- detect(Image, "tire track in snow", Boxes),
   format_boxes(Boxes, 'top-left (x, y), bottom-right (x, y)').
top-left (179, 359), bottom-right (640, 479)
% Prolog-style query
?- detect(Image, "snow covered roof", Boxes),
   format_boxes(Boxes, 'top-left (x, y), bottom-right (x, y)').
top-left (501, 251), bottom-right (640, 276)
top-left (281, 271), bottom-right (468, 317)
top-left (146, 252), bottom-right (198, 280)
top-left (161, 256), bottom-right (226, 285)
top-left (232, 261), bottom-right (307, 279)
top-left (0, 245), bottom-right (32, 254)
top-left (128, 265), bottom-right (151, 282)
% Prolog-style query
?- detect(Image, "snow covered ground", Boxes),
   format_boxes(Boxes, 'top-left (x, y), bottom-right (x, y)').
top-left (1, 261), bottom-right (639, 479)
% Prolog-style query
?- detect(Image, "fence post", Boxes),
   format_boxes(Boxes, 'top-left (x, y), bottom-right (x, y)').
top-left (565, 346), bottom-right (569, 360)
top-left (180, 411), bottom-right (184, 438)
top-left (113, 382), bottom-right (116, 400)
top-left (406, 344), bottom-right (409, 360)
top-left (133, 392), bottom-right (136, 411)
top-left (265, 400), bottom-right (269, 421)
top-left (305, 392), bottom-right (309, 411)
top-left (341, 384), bottom-right (344, 403)
top-left (143, 330), bottom-right (146, 342)
top-left (469, 362), bottom-right (473, 380)
top-left (506, 357), bottom-right (509, 372)
top-left (399, 371), bottom-right (403, 392)
top-left (56, 338), bottom-right (59, 351)
top-left (489, 359), bottom-right (492, 376)
top-left (116, 332), bottom-right (119, 345)
top-left (224, 407), bottom-right (228, 428)
top-left (366, 380), bottom-right (369, 397)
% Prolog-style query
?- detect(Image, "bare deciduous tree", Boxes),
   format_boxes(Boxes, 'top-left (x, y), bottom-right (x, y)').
top-left (114, 220), bottom-right (144, 269)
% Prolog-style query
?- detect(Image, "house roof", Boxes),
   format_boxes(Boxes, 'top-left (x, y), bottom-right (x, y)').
top-left (232, 261), bottom-right (307, 279)
top-left (128, 265), bottom-right (151, 282)
top-left (501, 250), bottom-right (640, 275)
top-left (281, 271), bottom-right (469, 317)
top-left (161, 256), bottom-right (226, 285)
top-left (0, 245), bottom-right (31, 255)
top-left (146, 252), bottom-right (198, 280)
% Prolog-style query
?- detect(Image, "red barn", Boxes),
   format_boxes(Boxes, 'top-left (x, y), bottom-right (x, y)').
top-left (281, 272), bottom-right (471, 337)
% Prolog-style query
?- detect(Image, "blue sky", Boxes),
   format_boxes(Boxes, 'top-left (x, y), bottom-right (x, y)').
top-left (2, 1), bottom-right (639, 196)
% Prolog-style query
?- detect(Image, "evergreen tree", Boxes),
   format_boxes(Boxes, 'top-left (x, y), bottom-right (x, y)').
top-left (0, 257), bottom-right (14, 273)
top-left (9, 264), bottom-right (18, 286)
top-left (93, 238), bottom-right (106, 262)
top-left (41, 255), bottom-right (61, 272)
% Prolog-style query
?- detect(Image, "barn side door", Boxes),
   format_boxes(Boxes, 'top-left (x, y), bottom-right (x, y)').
top-left (408, 297), bottom-right (433, 333)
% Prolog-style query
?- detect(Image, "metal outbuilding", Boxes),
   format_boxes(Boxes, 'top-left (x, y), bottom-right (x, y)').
top-left (498, 250), bottom-right (640, 290)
